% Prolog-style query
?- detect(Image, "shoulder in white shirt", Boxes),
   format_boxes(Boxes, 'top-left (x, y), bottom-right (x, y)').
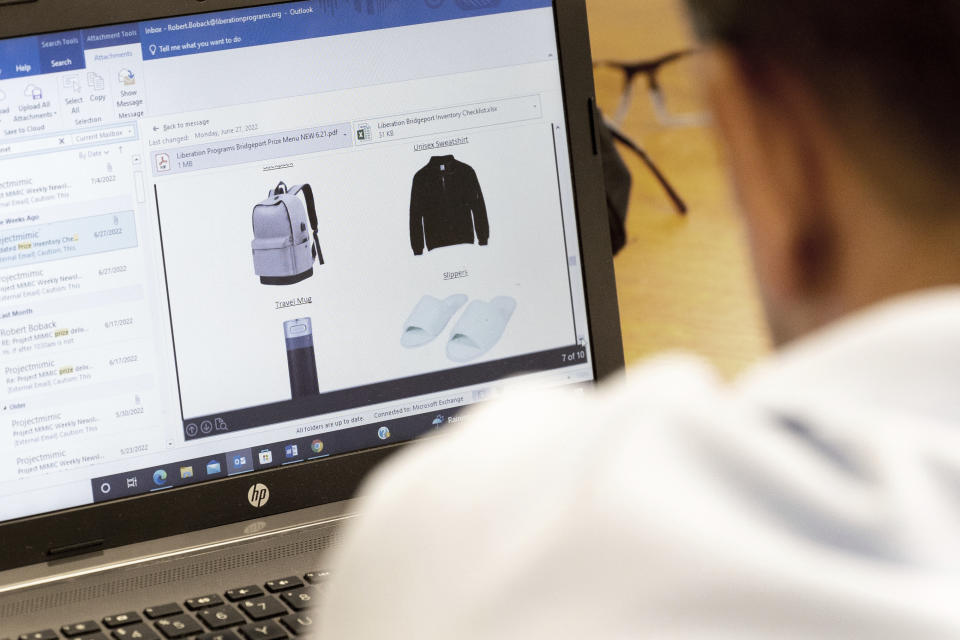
top-left (318, 288), bottom-right (960, 639)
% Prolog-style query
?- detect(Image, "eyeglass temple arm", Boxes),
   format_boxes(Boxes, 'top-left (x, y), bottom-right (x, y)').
top-left (594, 50), bottom-right (697, 78)
top-left (603, 117), bottom-right (688, 215)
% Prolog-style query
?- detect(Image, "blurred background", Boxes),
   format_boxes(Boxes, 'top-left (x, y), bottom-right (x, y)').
top-left (587, 0), bottom-right (772, 378)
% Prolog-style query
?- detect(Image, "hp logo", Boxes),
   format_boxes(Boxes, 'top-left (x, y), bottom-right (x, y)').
top-left (247, 483), bottom-right (270, 508)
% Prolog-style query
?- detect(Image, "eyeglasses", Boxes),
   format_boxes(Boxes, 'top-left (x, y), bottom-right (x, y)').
top-left (594, 50), bottom-right (708, 215)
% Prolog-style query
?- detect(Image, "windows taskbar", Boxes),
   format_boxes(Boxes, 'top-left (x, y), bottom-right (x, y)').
top-left (90, 406), bottom-right (464, 503)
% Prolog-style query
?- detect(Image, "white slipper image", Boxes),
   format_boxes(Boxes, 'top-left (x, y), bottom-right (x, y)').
top-left (446, 296), bottom-right (517, 363)
top-left (401, 294), bottom-right (468, 348)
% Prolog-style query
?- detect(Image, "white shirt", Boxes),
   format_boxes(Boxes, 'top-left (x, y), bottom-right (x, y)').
top-left (318, 289), bottom-right (960, 639)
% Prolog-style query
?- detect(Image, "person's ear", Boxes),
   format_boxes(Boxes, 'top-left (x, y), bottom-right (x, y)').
top-left (702, 47), bottom-right (841, 342)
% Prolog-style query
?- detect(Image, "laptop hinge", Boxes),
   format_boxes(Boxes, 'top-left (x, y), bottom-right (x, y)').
top-left (47, 539), bottom-right (105, 560)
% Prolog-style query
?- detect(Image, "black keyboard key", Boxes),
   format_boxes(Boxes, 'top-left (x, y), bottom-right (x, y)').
top-left (143, 603), bottom-right (182, 619)
top-left (72, 634), bottom-right (107, 640)
top-left (112, 624), bottom-right (159, 640)
top-left (103, 612), bottom-right (142, 628)
top-left (238, 621), bottom-right (288, 640)
top-left (225, 585), bottom-right (264, 602)
top-left (196, 633), bottom-right (242, 640)
top-left (279, 613), bottom-right (316, 636)
top-left (18, 632), bottom-right (58, 640)
top-left (264, 576), bottom-right (302, 593)
top-left (302, 571), bottom-right (329, 585)
top-left (63, 622), bottom-right (101, 637)
top-left (238, 595), bottom-right (287, 620)
top-left (153, 614), bottom-right (203, 639)
top-left (185, 594), bottom-right (224, 611)
top-left (197, 605), bottom-right (246, 630)
top-left (279, 588), bottom-right (315, 612)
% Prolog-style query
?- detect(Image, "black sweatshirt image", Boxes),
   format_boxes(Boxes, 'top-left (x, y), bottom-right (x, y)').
top-left (410, 155), bottom-right (490, 255)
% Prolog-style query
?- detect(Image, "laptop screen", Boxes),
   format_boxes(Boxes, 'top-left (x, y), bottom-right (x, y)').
top-left (0, 0), bottom-right (595, 524)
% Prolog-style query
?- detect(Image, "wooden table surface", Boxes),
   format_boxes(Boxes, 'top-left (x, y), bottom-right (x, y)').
top-left (586, 0), bottom-right (772, 378)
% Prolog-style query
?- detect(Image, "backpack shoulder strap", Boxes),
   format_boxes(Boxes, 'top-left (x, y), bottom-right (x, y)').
top-left (288, 184), bottom-right (324, 265)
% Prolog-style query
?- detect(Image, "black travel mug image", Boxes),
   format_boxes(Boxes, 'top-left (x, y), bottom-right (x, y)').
top-left (284, 318), bottom-right (320, 398)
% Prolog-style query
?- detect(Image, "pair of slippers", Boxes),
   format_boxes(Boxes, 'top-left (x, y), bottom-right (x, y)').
top-left (401, 294), bottom-right (517, 363)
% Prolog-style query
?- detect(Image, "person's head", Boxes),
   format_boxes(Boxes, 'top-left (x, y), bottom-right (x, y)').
top-left (682, 0), bottom-right (960, 345)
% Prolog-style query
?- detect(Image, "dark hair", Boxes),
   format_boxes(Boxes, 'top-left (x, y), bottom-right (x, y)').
top-left (683, 0), bottom-right (960, 210)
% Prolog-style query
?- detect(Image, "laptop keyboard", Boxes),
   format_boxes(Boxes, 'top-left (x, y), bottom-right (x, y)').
top-left (11, 571), bottom-right (329, 640)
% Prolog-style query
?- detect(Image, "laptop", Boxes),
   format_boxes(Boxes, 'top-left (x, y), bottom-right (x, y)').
top-left (0, 0), bottom-right (623, 637)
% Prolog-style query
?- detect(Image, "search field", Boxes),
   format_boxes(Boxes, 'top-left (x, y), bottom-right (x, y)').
top-left (0, 125), bottom-right (138, 159)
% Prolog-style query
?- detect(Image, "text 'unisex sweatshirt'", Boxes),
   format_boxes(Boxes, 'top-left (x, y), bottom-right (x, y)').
top-left (410, 156), bottom-right (490, 255)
